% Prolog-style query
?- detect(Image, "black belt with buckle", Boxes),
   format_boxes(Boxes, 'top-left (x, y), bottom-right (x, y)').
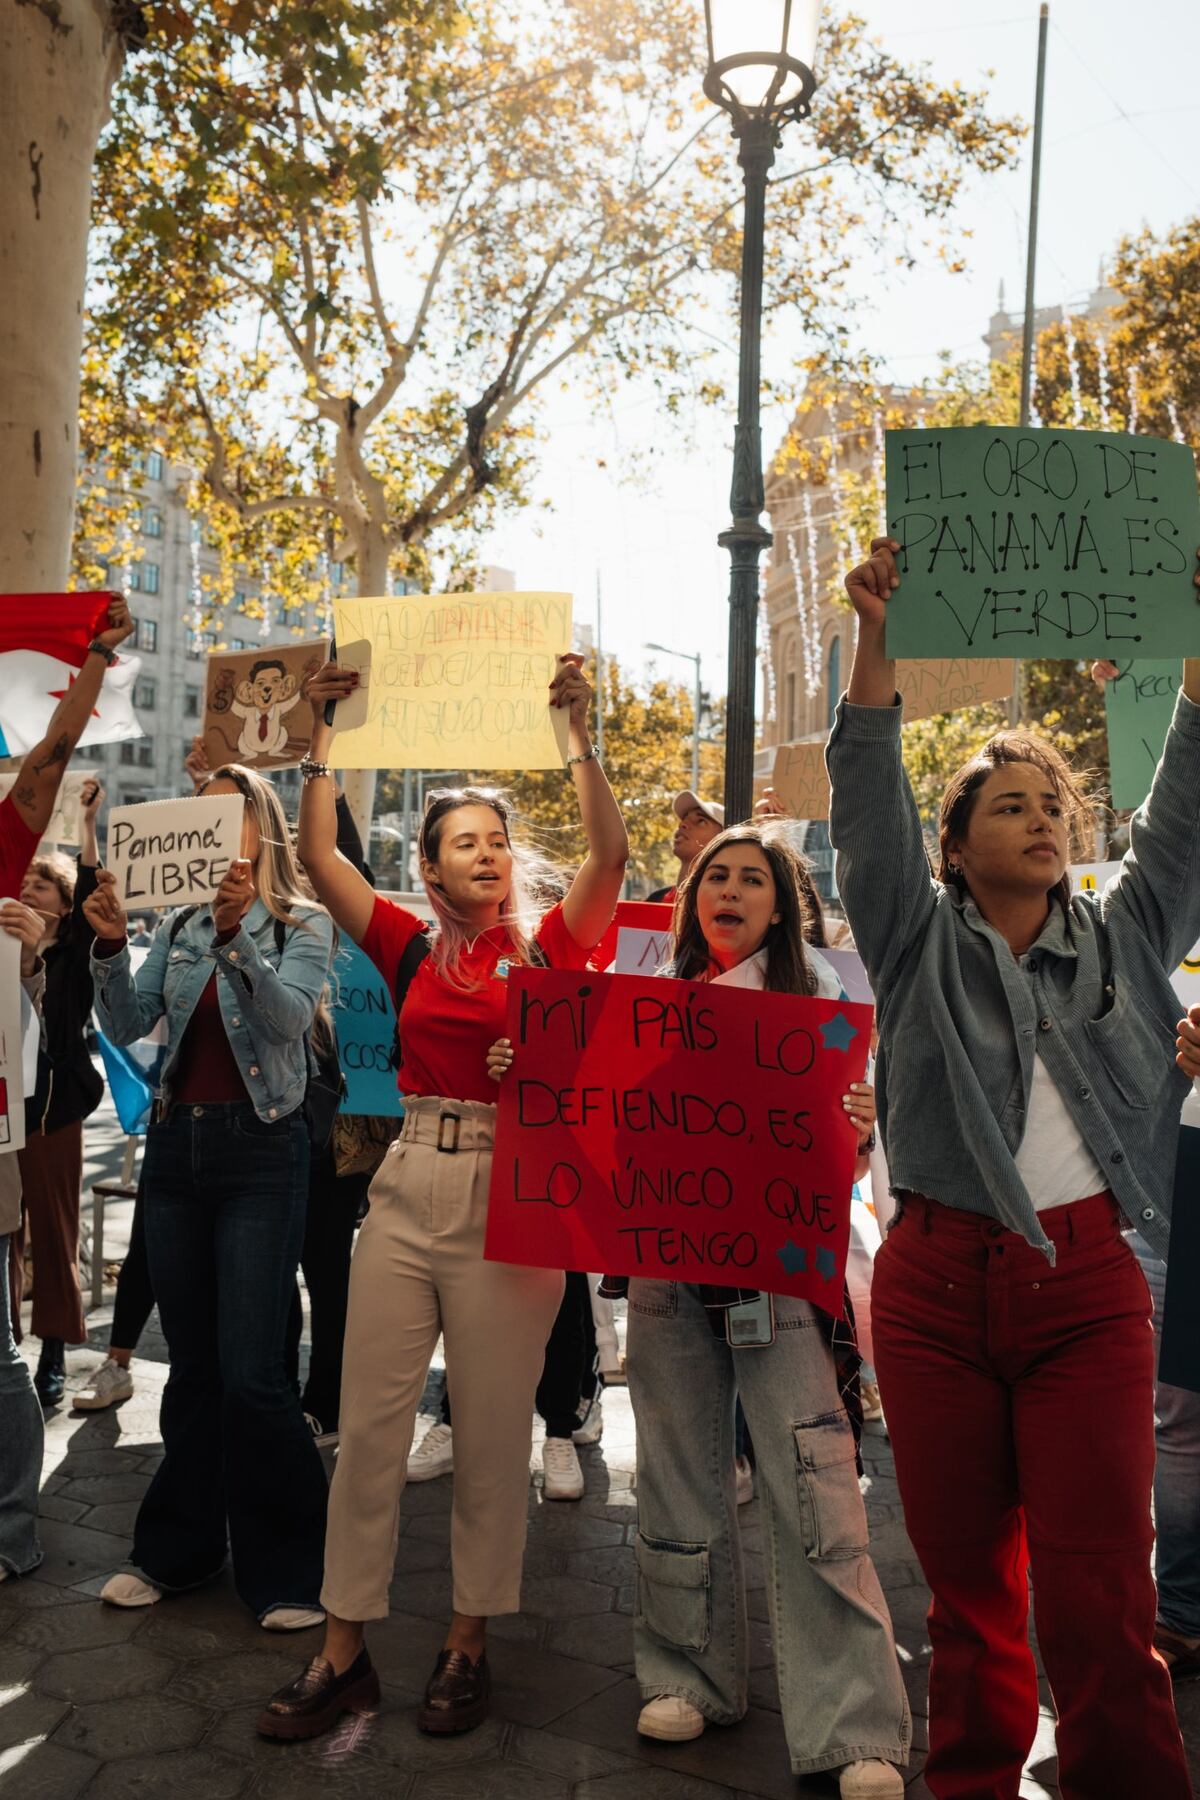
top-left (437, 1111), bottom-right (462, 1154)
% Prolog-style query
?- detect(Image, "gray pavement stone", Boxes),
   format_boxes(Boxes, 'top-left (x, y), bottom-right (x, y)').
top-left (53, 1693), bottom-right (211, 1760)
top-left (0, 1739), bottom-right (96, 1800)
top-left (35, 1643), bottom-right (178, 1703)
top-left (409, 1762), bottom-right (571, 1800)
top-left (84, 1747), bottom-right (251, 1798)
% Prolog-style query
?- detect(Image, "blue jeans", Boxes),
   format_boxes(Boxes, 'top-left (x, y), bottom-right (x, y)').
top-left (1131, 1230), bottom-right (1200, 1639)
top-left (626, 1280), bottom-right (910, 1777)
top-left (0, 1233), bottom-right (42, 1576)
top-left (133, 1104), bottom-right (327, 1617)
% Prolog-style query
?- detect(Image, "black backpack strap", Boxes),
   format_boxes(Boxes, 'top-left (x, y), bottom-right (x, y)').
top-left (167, 905), bottom-right (199, 946)
top-left (389, 929), bottom-right (431, 1070)
top-left (274, 917), bottom-right (286, 958)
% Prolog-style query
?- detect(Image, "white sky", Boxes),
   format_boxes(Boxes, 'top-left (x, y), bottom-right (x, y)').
top-left (477, 0), bottom-right (1200, 701)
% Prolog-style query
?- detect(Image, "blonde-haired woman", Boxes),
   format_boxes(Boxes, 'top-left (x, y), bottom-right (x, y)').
top-left (85, 763), bottom-right (335, 1628)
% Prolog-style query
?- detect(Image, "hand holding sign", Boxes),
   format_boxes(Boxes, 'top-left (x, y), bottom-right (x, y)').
top-left (1, 899), bottom-right (44, 974)
top-left (1178, 1007), bottom-right (1200, 1081)
top-left (83, 867), bottom-right (128, 942)
top-left (212, 859), bottom-right (255, 935)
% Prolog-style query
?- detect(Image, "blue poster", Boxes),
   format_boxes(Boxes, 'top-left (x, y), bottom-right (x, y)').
top-left (332, 939), bottom-right (402, 1117)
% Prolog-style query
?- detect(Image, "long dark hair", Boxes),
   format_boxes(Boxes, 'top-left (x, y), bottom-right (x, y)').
top-left (937, 730), bottom-right (1096, 912)
top-left (671, 823), bottom-right (818, 995)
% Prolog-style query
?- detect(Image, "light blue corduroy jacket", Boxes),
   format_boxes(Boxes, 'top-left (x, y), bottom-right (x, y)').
top-left (827, 687), bottom-right (1200, 1262)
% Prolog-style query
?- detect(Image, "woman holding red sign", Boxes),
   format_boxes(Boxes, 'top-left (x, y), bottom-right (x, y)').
top-left (832, 537), bottom-right (1200, 1799)
top-left (258, 651), bottom-right (627, 1743)
top-left (615, 824), bottom-right (910, 1800)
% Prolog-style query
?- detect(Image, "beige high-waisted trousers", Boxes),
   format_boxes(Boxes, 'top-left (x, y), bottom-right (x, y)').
top-left (321, 1095), bottom-right (564, 1621)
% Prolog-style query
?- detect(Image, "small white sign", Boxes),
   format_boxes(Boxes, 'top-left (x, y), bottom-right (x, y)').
top-left (0, 924), bottom-right (25, 1154)
top-left (615, 925), bottom-right (672, 977)
top-left (107, 795), bottom-right (244, 910)
top-left (0, 769), bottom-right (94, 848)
top-left (822, 947), bottom-right (873, 1005)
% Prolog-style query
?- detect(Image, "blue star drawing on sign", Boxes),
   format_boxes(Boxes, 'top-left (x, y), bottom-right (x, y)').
top-left (819, 1011), bottom-right (858, 1053)
top-left (815, 1246), bottom-right (837, 1282)
top-left (777, 1240), bottom-right (807, 1276)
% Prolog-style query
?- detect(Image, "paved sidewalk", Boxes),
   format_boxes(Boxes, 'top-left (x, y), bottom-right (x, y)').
top-left (2, 1102), bottom-right (1198, 1797)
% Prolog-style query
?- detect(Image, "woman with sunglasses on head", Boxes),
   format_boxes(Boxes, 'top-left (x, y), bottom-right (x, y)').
top-left (258, 651), bottom-right (628, 1742)
top-left (85, 763), bottom-right (335, 1629)
top-left (830, 536), bottom-right (1200, 1799)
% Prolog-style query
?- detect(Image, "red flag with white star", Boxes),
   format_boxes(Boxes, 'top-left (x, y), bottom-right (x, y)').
top-left (0, 593), bottom-right (143, 756)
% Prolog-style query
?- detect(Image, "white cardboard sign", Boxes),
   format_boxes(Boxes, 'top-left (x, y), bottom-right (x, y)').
top-left (107, 795), bottom-right (244, 910)
top-left (0, 770), bottom-right (94, 848)
top-left (0, 925), bottom-right (25, 1154)
top-left (614, 924), bottom-right (673, 976)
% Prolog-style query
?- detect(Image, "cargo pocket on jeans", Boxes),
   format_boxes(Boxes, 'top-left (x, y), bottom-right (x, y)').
top-left (634, 1534), bottom-right (711, 1651)
top-left (793, 1413), bottom-right (869, 1561)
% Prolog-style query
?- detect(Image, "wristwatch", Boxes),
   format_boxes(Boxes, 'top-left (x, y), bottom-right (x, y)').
top-left (87, 639), bottom-right (118, 666)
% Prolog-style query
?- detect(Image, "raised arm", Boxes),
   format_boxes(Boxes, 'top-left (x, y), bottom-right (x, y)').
top-left (553, 655), bottom-right (629, 949)
top-left (11, 598), bottom-right (133, 838)
top-left (296, 662), bottom-right (377, 944)
top-left (827, 539), bottom-right (938, 992)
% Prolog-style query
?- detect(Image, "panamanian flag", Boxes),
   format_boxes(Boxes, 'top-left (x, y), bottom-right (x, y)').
top-left (0, 592), bottom-right (142, 757)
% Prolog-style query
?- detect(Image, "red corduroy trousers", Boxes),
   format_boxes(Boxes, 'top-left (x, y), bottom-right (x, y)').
top-left (872, 1190), bottom-right (1191, 1800)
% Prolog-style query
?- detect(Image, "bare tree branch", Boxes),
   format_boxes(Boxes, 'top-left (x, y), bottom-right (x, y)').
top-left (193, 385), bottom-right (341, 523)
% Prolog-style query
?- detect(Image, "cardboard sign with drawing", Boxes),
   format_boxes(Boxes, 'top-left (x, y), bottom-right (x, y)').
top-left (203, 640), bottom-right (328, 770)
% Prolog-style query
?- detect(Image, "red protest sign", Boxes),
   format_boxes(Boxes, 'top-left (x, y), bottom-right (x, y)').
top-left (484, 968), bottom-right (871, 1303)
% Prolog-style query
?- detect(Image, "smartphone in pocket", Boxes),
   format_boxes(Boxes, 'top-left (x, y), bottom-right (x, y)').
top-left (725, 1293), bottom-right (775, 1348)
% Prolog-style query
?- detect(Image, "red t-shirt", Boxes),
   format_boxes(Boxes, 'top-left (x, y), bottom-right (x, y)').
top-left (0, 794), bottom-right (40, 899)
top-left (172, 974), bottom-right (249, 1103)
top-left (360, 896), bottom-right (591, 1103)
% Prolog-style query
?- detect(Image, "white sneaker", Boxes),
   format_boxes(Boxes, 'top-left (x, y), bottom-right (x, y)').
top-left (734, 1455), bottom-right (755, 1506)
top-left (572, 1391), bottom-right (604, 1446)
top-left (72, 1360), bottom-right (134, 1412)
top-left (101, 1573), bottom-right (161, 1608)
top-left (637, 1696), bottom-right (706, 1741)
top-left (262, 1606), bottom-right (325, 1631)
top-left (407, 1421), bottom-right (454, 1482)
top-left (541, 1437), bottom-right (585, 1501)
top-left (839, 1760), bottom-right (904, 1798)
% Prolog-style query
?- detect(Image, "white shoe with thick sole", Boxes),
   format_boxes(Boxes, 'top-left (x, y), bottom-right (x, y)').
top-left (572, 1392), bottom-right (604, 1446)
top-left (72, 1360), bottom-right (134, 1412)
top-left (261, 1606), bottom-right (325, 1631)
top-left (101, 1573), bottom-right (162, 1608)
top-left (637, 1696), bottom-right (706, 1741)
top-left (406, 1421), bottom-right (454, 1482)
top-left (541, 1437), bottom-right (585, 1501)
top-left (838, 1760), bottom-right (904, 1798)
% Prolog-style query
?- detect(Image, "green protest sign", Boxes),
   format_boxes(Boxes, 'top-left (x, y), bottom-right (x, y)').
top-left (1104, 659), bottom-right (1181, 810)
top-left (884, 426), bottom-right (1200, 660)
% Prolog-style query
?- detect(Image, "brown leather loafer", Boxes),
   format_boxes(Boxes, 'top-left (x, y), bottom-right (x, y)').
top-left (256, 1648), bottom-right (380, 1740)
top-left (417, 1648), bottom-right (490, 1734)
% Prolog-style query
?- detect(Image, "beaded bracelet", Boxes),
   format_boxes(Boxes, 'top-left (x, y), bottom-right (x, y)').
top-left (299, 755), bottom-right (332, 781)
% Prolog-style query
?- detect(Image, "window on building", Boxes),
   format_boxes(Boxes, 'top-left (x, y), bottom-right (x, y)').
top-left (282, 605), bottom-right (303, 627)
top-left (142, 505), bottom-right (163, 538)
top-left (786, 673), bottom-right (797, 741)
top-left (184, 688), bottom-right (201, 718)
top-left (187, 629), bottom-right (215, 659)
top-left (330, 562), bottom-right (344, 588)
top-left (230, 637), bottom-right (250, 652)
top-left (119, 742), bottom-right (155, 768)
top-left (134, 618), bottom-right (157, 652)
top-left (134, 678), bottom-right (156, 711)
top-left (825, 637), bottom-right (841, 731)
top-left (234, 589), bottom-right (248, 610)
top-left (76, 744), bottom-right (105, 763)
top-left (142, 562), bottom-right (160, 594)
top-left (147, 450), bottom-right (164, 481)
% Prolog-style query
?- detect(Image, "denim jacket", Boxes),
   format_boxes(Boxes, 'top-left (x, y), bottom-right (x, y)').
top-left (91, 898), bottom-right (334, 1124)
top-left (827, 687), bottom-right (1200, 1262)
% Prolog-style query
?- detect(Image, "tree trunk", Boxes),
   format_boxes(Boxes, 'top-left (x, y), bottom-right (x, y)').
top-left (338, 520), bottom-right (389, 847)
top-left (0, 1), bottom-right (126, 591)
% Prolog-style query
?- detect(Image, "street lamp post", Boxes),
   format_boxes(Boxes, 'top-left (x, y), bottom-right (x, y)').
top-left (645, 641), bottom-right (702, 792)
top-left (703, 0), bottom-right (821, 825)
